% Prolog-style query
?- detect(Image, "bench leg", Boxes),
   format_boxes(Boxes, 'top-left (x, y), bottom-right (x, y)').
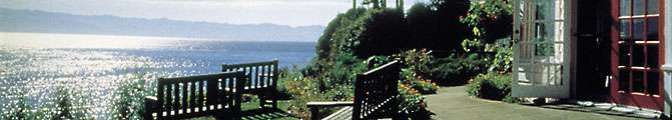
top-left (310, 106), bottom-right (320, 120)
top-left (267, 89), bottom-right (278, 109)
top-left (144, 112), bottom-right (153, 120)
top-left (259, 94), bottom-right (266, 108)
top-left (271, 93), bottom-right (278, 109)
top-left (144, 96), bottom-right (158, 120)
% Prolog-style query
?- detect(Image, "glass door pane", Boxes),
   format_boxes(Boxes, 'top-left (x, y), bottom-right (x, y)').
top-left (513, 0), bottom-right (569, 98)
top-left (615, 0), bottom-right (661, 96)
top-left (517, 0), bottom-right (564, 86)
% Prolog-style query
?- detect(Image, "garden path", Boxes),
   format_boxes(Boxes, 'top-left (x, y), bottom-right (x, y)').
top-left (424, 86), bottom-right (644, 120)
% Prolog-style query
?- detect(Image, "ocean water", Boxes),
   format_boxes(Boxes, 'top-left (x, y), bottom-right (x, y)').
top-left (0, 32), bottom-right (315, 118)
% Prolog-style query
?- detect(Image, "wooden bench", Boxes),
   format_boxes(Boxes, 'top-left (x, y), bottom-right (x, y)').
top-left (221, 60), bottom-right (279, 109)
top-left (144, 71), bottom-right (247, 120)
top-left (307, 60), bottom-right (402, 120)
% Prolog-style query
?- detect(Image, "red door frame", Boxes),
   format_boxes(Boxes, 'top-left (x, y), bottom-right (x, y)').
top-left (610, 0), bottom-right (665, 111)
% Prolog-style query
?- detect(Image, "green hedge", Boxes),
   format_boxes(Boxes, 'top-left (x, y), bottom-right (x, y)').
top-left (466, 72), bottom-right (516, 102)
top-left (429, 53), bottom-right (489, 86)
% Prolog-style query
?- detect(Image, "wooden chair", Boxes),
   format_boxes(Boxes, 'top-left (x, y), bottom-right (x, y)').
top-left (307, 60), bottom-right (402, 120)
top-left (144, 71), bottom-right (247, 120)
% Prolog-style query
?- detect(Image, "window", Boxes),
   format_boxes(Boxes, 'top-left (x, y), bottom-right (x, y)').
top-left (617, 0), bottom-right (660, 95)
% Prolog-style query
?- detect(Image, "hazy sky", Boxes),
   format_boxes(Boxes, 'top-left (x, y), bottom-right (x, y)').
top-left (0, 0), bottom-right (427, 27)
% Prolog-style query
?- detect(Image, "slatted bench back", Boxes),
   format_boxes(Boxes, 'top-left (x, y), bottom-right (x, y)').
top-left (221, 60), bottom-right (278, 93)
top-left (353, 60), bottom-right (401, 120)
top-left (154, 71), bottom-right (246, 119)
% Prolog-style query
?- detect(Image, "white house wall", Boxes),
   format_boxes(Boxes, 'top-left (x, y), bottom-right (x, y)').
top-left (663, 0), bottom-right (672, 117)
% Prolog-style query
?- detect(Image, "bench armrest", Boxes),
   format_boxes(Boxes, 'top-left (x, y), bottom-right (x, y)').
top-left (145, 96), bottom-right (158, 100)
top-left (145, 96), bottom-right (158, 108)
top-left (306, 101), bottom-right (353, 120)
top-left (144, 96), bottom-right (158, 119)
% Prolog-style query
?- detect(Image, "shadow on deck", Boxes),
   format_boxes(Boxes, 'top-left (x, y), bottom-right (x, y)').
top-left (239, 108), bottom-right (294, 120)
top-left (425, 86), bottom-right (647, 120)
top-left (195, 108), bottom-right (296, 120)
top-left (527, 102), bottom-right (659, 119)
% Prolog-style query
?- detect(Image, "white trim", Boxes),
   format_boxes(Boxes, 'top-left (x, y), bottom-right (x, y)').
top-left (662, 65), bottom-right (672, 71)
top-left (618, 14), bottom-right (661, 19)
top-left (618, 41), bottom-right (661, 44)
top-left (664, 0), bottom-right (672, 117)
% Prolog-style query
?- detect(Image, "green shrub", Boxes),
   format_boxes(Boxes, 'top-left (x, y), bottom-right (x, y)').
top-left (313, 7), bottom-right (409, 60)
top-left (398, 83), bottom-right (433, 119)
top-left (400, 68), bottom-right (439, 94)
top-left (429, 53), bottom-right (488, 86)
top-left (488, 38), bottom-right (513, 73)
top-left (301, 5), bottom-right (456, 119)
top-left (275, 84), bottom-right (293, 100)
top-left (394, 49), bottom-right (439, 94)
top-left (409, 80), bottom-right (439, 94)
top-left (395, 49), bottom-right (432, 75)
top-left (466, 72), bottom-right (516, 102)
top-left (319, 8), bottom-right (368, 60)
top-left (325, 53), bottom-right (367, 87)
top-left (110, 72), bottom-right (148, 120)
top-left (277, 67), bottom-right (301, 100)
top-left (2, 91), bottom-right (33, 120)
top-left (284, 75), bottom-right (330, 119)
top-left (324, 85), bottom-right (354, 101)
top-left (43, 86), bottom-right (93, 120)
top-left (400, 68), bottom-right (415, 82)
top-left (1, 85), bottom-right (94, 120)
top-left (53, 87), bottom-right (75, 119)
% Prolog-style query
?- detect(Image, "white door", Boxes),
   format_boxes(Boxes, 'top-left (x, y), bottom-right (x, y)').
top-left (512, 0), bottom-right (571, 98)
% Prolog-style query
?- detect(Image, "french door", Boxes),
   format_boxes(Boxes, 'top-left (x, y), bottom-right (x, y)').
top-left (512, 0), bottom-right (571, 98)
top-left (611, 0), bottom-right (664, 110)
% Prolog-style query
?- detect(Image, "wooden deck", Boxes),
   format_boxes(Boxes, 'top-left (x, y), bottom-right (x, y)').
top-left (322, 107), bottom-right (352, 120)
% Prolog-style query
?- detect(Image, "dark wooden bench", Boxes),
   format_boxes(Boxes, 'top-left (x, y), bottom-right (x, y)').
top-left (144, 71), bottom-right (247, 120)
top-left (307, 60), bottom-right (402, 120)
top-left (221, 60), bottom-right (279, 109)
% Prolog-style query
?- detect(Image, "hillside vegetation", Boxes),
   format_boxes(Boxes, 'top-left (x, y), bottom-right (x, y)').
top-left (281, 0), bottom-right (514, 119)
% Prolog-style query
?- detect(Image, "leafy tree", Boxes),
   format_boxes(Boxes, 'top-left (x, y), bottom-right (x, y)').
top-left (460, 0), bottom-right (512, 52)
top-left (428, 0), bottom-right (471, 52)
top-left (315, 13), bottom-right (343, 60)
top-left (406, 3), bottom-right (438, 49)
top-left (354, 8), bottom-right (407, 58)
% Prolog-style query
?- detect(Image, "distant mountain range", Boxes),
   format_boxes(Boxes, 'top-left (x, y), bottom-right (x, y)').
top-left (0, 8), bottom-right (324, 42)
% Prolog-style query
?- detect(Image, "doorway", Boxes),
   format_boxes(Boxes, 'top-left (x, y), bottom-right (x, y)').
top-left (575, 0), bottom-right (612, 101)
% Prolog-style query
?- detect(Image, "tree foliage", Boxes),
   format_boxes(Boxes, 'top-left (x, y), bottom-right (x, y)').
top-left (460, 0), bottom-right (513, 52)
top-left (354, 8), bottom-right (407, 58)
top-left (460, 0), bottom-right (513, 73)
